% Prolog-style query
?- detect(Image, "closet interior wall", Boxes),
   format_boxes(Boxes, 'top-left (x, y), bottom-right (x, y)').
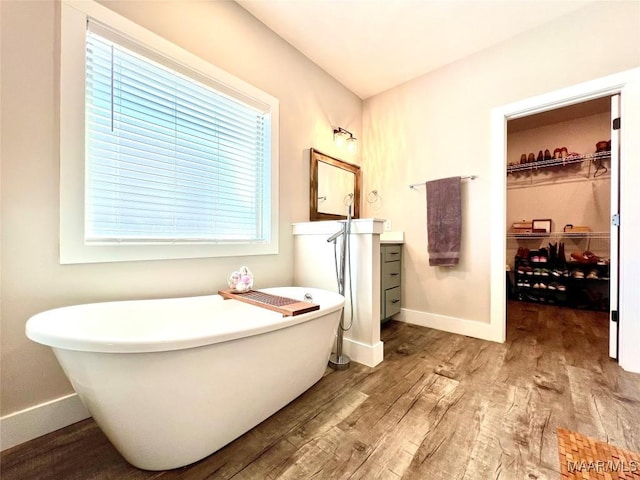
top-left (506, 104), bottom-right (612, 268)
top-left (506, 100), bottom-right (612, 311)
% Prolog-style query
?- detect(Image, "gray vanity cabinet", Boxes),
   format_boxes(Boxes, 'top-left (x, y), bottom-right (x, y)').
top-left (380, 243), bottom-right (402, 322)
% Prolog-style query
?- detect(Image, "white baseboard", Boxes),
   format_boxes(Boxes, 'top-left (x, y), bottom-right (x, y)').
top-left (396, 308), bottom-right (502, 343)
top-left (343, 338), bottom-right (384, 367)
top-left (0, 393), bottom-right (90, 451)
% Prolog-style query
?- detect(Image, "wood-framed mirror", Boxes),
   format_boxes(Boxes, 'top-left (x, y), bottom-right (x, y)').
top-left (310, 148), bottom-right (361, 221)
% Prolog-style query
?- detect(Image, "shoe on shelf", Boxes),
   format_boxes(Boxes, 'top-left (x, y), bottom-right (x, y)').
top-left (544, 149), bottom-right (552, 160)
top-left (583, 251), bottom-right (602, 264)
top-left (586, 269), bottom-right (599, 279)
top-left (557, 284), bottom-right (567, 292)
top-left (572, 270), bottom-right (585, 279)
top-left (571, 252), bottom-right (588, 263)
top-left (558, 242), bottom-right (566, 265)
top-left (548, 283), bottom-right (557, 290)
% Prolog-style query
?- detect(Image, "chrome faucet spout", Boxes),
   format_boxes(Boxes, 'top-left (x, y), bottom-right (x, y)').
top-left (327, 230), bottom-right (343, 243)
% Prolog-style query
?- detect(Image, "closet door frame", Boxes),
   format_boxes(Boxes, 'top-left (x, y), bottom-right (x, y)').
top-left (609, 94), bottom-right (621, 360)
top-left (490, 67), bottom-right (640, 374)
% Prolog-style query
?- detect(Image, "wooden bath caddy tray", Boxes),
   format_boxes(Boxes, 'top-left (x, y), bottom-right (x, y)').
top-left (218, 289), bottom-right (320, 316)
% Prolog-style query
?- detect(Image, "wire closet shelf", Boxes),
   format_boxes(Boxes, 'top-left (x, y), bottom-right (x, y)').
top-left (506, 151), bottom-right (610, 174)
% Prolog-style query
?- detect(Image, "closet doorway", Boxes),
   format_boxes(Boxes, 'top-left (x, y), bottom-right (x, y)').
top-left (491, 68), bottom-right (640, 373)
top-left (505, 95), bottom-right (619, 358)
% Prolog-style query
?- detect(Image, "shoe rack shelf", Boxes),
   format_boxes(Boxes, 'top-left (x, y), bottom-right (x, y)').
top-left (506, 151), bottom-right (610, 174)
top-left (512, 258), bottom-right (610, 311)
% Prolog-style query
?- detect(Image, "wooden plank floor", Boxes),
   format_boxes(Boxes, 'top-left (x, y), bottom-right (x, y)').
top-left (3, 301), bottom-right (640, 479)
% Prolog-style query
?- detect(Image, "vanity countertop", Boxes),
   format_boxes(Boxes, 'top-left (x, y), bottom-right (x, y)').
top-left (380, 231), bottom-right (404, 244)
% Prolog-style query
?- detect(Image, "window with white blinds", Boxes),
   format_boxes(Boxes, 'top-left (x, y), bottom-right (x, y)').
top-left (85, 27), bottom-right (271, 244)
top-left (60, 1), bottom-right (278, 263)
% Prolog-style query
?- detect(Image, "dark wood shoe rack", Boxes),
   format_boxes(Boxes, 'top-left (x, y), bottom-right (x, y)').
top-left (512, 258), bottom-right (610, 311)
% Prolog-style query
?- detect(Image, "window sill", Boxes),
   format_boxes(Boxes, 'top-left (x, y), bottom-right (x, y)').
top-left (60, 240), bottom-right (278, 264)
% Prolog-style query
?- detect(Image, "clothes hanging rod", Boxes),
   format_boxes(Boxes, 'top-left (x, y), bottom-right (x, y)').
top-left (409, 175), bottom-right (477, 189)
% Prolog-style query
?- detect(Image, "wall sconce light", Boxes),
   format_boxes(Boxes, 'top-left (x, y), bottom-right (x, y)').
top-left (333, 127), bottom-right (357, 152)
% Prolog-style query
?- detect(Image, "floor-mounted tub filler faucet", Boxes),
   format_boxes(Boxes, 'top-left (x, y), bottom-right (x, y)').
top-left (327, 203), bottom-right (353, 370)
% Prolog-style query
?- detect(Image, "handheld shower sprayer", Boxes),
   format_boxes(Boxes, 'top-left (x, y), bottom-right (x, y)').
top-left (328, 203), bottom-right (353, 370)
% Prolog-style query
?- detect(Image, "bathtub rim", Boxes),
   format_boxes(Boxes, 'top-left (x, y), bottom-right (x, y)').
top-left (26, 287), bottom-right (344, 354)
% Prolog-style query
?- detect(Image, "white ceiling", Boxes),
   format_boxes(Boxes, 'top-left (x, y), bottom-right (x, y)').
top-left (508, 96), bottom-right (611, 133)
top-left (236, 0), bottom-right (595, 99)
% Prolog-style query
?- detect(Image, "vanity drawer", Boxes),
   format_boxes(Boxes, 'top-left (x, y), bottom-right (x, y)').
top-left (382, 245), bottom-right (402, 263)
top-left (384, 287), bottom-right (401, 318)
top-left (381, 260), bottom-right (401, 289)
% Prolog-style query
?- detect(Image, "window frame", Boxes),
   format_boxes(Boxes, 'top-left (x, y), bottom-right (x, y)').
top-left (59, 0), bottom-right (279, 264)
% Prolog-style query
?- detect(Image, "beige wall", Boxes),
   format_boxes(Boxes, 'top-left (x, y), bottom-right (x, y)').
top-left (362, 1), bottom-right (640, 323)
top-left (0, 0), bottom-right (361, 415)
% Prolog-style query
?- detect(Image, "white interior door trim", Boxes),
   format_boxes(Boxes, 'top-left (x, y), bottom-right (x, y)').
top-left (609, 94), bottom-right (620, 359)
top-left (617, 77), bottom-right (640, 373)
top-left (490, 68), bottom-right (640, 373)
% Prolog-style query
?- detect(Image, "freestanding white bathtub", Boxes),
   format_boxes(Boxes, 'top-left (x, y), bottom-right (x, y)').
top-left (26, 287), bottom-right (344, 471)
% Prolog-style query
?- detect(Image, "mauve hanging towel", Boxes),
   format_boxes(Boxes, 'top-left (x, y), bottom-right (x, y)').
top-left (426, 176), bottom-right (461, 267)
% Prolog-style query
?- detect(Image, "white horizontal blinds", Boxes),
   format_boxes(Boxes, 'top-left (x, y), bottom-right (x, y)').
top-left (85, 24), bottom-right (270, 243)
